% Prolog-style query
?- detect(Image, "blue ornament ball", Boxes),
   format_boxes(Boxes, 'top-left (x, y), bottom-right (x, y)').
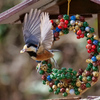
top-left (47, 75), bottom-right (52, 81)
top-left (56, 27), bottom-right (61, 32)
top-left (91, 56), bottom-right (97, 62)
top-left (69, 89), bottom-right (75, 95)
top-left (36, 61), bottom-right (41, 63)
top-left (85, 27), bottom-right (90, 32)
top-left (93, 40), bottom-right (99, 45)
top-left (70, 16), bottom-right (76, 20)
top-left (53, 30), bottom-right (56, 34)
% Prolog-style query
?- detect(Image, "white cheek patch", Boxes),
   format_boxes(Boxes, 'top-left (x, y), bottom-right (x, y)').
top-left (30, 46), bottom-right (36, 52)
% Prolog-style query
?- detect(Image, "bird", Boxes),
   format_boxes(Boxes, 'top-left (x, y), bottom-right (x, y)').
top-left (20, 9), bottom-right (58, 70)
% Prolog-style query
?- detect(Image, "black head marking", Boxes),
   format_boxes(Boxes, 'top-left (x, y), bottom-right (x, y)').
top-left (27, 51), bottom-right (37, 57)
top-left (25, 38), bottom-right (39, 47)
top-left (27, 43), bottom-right (37, 48)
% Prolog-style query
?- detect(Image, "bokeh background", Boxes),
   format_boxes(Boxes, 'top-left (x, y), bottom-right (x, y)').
top-left (0, 0), bottom-right (100, 100)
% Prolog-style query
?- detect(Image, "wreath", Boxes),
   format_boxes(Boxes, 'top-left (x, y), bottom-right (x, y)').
top-left (36, 14), bottom-right (100, 97)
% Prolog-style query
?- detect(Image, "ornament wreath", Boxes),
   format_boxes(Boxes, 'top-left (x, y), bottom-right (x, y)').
top-left (36, 14), bottom-right (100, 97)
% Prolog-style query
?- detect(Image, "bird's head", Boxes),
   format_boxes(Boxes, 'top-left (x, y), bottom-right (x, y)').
top-left (20, 43), bottom-right (37, 53)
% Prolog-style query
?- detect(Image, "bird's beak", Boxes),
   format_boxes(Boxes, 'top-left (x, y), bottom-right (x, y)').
top-left (20, 45), bottom-right (27, 53)
top-left (20, 49), bottom-right (26, 53)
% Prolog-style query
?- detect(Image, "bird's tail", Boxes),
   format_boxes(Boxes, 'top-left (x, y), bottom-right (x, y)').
top-left (51, 57), bottom-right (59, 68)
top-left (49, 49), bottom-right (60, 52)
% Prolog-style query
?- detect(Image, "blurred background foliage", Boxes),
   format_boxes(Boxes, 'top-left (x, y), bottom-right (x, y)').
top-left (0, 0), bottom-right (100, 100)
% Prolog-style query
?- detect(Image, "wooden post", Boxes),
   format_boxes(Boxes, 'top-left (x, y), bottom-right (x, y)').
top-left (98, 14), bottom-right (100, 38)
top-left (43, 97), bottom-right (81, 100)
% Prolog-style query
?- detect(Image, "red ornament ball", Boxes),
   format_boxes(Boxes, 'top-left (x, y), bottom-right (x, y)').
top-left (80, 16), bottom-right (85, 22)
top-left (86, 44), bottom-right (92, 49)
top-left (92, 45), bottom-right (96, 49)
top-left (63, 24), bottom-right (68, 28)
top-left (77, 35), bottom-right (80, 39)
top-left (59, 22), bottom-right (65, 27)
top-left (65, 20), bottom-right (69, 24)
top-left (93, 62), bottom-right (97, 66)
top-left (80, 34), bottom-right (84, 38)
top-left (41, 75), bottom-right (46, 80)
top-left (60, 88), bottom-right (66, 93)
top-left (97, 60), bottom-right (100, 66)
top-left (87, 39), bottom-right (92, 44)
top-left (86, 71), bottom-right (91, 76)
top-left (54, 32), bottom-right (59, 38)
top-left (77, 30), bottom-right (82, 35)
top-left (92, 77), bottom-right (98, 82)
top-left (50, 20), bottom-right (54, 24)
top-left (81, 84), bottom-right (86, 90)
top-left (49, 82), bottom-right (54, 87)
top-left (58, 25), bottom-right (62, 29)
top-left (78, 68), bottom-right (84, 75)
top-left (87, 49), bottom-right (91, 53)
top-left (89, 54), bottom-right (93, 59)
top-left (60, 18), bottom-right (65, 22)
top-left (58, 15), bottom-right (63, 19)
top-left (91, 49), bottom-right (95, 52)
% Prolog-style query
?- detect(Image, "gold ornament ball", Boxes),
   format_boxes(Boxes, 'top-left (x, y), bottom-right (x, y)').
top-left (57, 83), bottom-right (63, 88)
top-left (75, 21), bottom-right (79, 25)
top-left (69, 85), bottom-right (73, 88)
top-left (59, 31), bottom-right (64, 36)
top-left (69, 26), bottom-right (73, 31)
top-left (82, 73), bottom-right (86, 77)
top-left (94, 35), bottom-right (98, 40)
top-left (78, 22), bottom-right (83, 27)
top-left (93, 72), bottom-right (99, 77)
top-left (66, 88), bottom-right (70, 93)
top-left (72, 26), bottom-right (75, 29)
top-left (96, 55), bottom-right (100, 60)
top-left (46, 81), bottom-right (50, 85)
top-left (52, 85), bottom-right (57, 91)
top-left (82, 77), bottom-right (87, 83)
top-left (73, 29), bottom-right (76, 33)
top-left (76, 81), bottom-right (81, 87)
top-left (76, 14), bottom-right (80, 19)
top-left (56, 19), bottom-right (60, 24)
top-left (63, 83), bottom-right (68, 87)
top-left (86, 59), bottom-right (93, 63)
top-left (41, 64), bottom-right (47, 68)
top-left (87, 33), bottom-right (93, 38)
top-left (75, 25), bottom-right (79, 30)
top-left (41, 65), bottom-right (47, 71)
top-left (51, 25), bottom-right (54, 30)
top-left (78, 88), bottom-right (82, 92)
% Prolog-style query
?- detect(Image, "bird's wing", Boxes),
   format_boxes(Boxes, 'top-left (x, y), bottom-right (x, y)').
top-left (23, 9), bottom-right (41, 45)
top-left (40, 12), bottom-right (53, 50)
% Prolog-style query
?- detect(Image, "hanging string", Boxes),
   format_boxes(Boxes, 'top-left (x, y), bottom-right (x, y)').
top-left (67, 0), bottom-right (71, 15)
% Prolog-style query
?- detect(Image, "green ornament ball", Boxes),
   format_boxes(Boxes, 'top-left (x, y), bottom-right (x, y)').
top-left (87, 76), bottom-right (92, 81)
top-left (97, 47), bottom-right (100, 53)
top-left (90, 28), bottom-right (94, 33)
top-left (98, 42), bottom-right (100, 47)
top-left (92, 66), bottom-right (98, 71)
top-left (39, 70), bottom-right (44, 75)
top-left (83, 22), bottom-right (88, 27)
top-left (47, 63), bottom-right (52, 68)
top-left (42, 80), bottom-right (46, 85)
top-left (86, 83), bottom-right (91, 88)
top-left (75, 91), bottom-right (80, 95)
top-left (63, 92), bottom-right (68, 97)
top-left (79, 75), bottom-right (83, 81)
top-left (49, 87), bottom-right (53, 92)
top-left (63, 14), bottom-right (69, 20)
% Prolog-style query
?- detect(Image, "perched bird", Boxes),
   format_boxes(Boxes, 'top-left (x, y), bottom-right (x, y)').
top-left (20, 9), bottom-right (58, 69)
